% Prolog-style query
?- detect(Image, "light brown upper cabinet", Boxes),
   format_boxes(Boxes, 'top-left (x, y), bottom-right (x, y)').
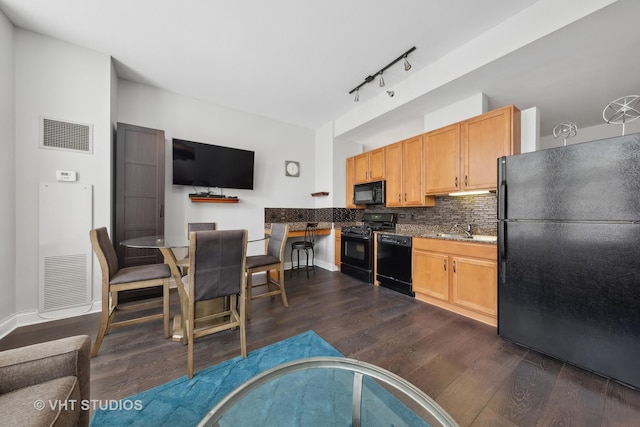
top-left (345, 156), bottom-right (357, 208)
top-left (385, 135), bottom-right (435, 207)
top-left (424, 123), bottom-right (460, 194)
top-left (354, 147), bottom-right (385, 183)
top-left (462, 105), bottom-right (520, 190)
top-left (425, 105), bottom-right (520, 195)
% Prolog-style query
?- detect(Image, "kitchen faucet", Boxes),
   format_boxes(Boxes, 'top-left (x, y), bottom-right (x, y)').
top-left (455, 223), bottom-right (473, 238)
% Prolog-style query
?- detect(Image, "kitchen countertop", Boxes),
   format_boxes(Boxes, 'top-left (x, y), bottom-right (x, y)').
top-left (379, 226), bottom-right (497, 245)
top-left (265, 222), bottom-right (335, 231)
top-left (264, 222), bottom-right (496, 244)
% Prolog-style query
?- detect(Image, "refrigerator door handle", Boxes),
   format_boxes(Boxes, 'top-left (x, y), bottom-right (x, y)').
top-left (498, 221), bottom-right (507, 284)
top-left (497, 157), bottom-right (506, 220)
top-left (498, 221), bottom-right (507, 261)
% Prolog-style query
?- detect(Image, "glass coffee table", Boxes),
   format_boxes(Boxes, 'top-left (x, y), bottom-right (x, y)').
top-left (198, 357), bottom-right (459, 427)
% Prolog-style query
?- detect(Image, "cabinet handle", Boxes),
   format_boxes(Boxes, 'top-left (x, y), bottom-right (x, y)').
top-left (398, 194), bottom-right (401, 202)
top-left (453, 260), bottom-right (456, 273)
top-left (465, 176), bottom-right (468, 186)
top-left (455, 177), bottom-right (458, 188)
top-left (443, 259), bottom-right (447, 271)
top-left (404, 193), bottom-right (407, 201)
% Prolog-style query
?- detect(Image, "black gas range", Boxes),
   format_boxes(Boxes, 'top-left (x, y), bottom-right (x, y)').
top-left (340, 213), bottom-right (396, 283)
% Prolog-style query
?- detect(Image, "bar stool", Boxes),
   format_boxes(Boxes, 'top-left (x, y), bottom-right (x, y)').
top-left (290, 222), bottom-right (318, 278)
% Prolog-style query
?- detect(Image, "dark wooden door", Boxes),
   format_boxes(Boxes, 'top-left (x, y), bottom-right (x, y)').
top-left (114, 123), bottom-right (165, 268)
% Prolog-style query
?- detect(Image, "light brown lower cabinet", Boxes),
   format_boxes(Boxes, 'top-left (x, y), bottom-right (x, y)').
top-left (334, 229), bottom-right (341, 268)
top-left (412, 238), bottom-right (497, 326)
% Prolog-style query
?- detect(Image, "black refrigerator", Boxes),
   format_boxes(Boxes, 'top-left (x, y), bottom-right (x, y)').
top-left (497, 132), bottom-right (640, 390)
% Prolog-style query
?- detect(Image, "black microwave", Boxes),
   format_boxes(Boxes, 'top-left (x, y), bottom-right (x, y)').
top-left (353, 180), bottom-right (385, 205)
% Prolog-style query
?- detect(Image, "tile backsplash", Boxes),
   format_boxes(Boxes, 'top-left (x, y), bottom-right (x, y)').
top-left (265, 193), bottom-right (497, 234)
top-left (264, 207), bottom-right (358, 224)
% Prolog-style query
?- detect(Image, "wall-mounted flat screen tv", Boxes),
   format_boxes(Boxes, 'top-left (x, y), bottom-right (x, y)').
top-left (172, 138), bottom-right (255, 190)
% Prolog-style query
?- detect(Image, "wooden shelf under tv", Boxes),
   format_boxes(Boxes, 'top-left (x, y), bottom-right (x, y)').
top-left (189, 196), bottom-right (239, 203)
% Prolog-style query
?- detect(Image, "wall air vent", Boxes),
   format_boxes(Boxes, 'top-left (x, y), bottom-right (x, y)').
top-left (39, 183), bottom-right (93, 312)
top-left (40, 117), bottom-right (93, 153)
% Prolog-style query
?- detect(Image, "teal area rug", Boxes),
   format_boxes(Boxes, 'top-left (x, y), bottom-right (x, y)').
top-left (90, 330), bottom-right (429, 427)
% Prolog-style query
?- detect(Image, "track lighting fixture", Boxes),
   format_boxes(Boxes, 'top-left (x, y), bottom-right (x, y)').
top-left (403, 55), bottom-right (412, 71)
top-left (349, 46), bottom-right (416, 101)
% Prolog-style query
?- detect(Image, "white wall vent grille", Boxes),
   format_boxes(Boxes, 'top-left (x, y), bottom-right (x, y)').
top-left (43, 254), bottom-right (89, 311)
top-left (40, 117), bottom-right (93, 153)
top-left (39, 183), bottom-right (93, 312)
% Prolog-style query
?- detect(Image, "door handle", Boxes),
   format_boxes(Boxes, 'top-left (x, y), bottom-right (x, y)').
top-left (160, 204), bottom-right (164, 218)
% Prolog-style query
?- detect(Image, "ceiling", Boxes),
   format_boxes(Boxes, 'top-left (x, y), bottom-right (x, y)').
top-left (1, 0), bottom-right (638, 140)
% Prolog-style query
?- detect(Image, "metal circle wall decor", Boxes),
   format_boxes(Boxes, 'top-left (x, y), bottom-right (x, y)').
top-left (602, 95), bottom-right (640, 136)
top-left (553, 121), bottom-right (578, 146)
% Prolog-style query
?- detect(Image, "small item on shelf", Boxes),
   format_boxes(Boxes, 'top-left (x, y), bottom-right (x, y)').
top-left (311, 192), bottom-right (329, 197)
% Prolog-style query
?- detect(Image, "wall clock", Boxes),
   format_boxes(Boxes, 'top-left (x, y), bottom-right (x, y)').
top-left (285, 160), bottom-right (300, 177)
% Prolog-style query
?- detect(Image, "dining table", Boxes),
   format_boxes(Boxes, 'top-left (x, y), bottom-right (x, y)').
top-left (120, 232), bottom-right (268, 341)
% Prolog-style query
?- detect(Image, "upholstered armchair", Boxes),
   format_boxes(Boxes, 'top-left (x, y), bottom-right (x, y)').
top-left (0, 335), bottom-right (91, 427)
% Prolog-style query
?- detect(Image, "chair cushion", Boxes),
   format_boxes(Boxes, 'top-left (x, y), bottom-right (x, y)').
top-left (246, 254), bottom-right (280, 269)
top-left (110, 263), bottom-right (170, 285)
top-left (0, 376), bottom-right (80, 427)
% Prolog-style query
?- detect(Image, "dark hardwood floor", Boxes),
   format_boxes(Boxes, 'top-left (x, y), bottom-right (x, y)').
top-left (2, 268), bottom-right (640, 426)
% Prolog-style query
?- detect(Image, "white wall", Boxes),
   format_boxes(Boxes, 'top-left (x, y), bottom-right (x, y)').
top-left (423, 93), bottom-right (487, 133)
top-left (14, 30), bottom-right (112, 322)
top-left (314, 122), bottom-right (334, 209)
top-left (520, 107), bottom-right (540, 153)
top-left (540, 119), bottom-right (640, 149)
top-left (116, 81), bottom-right (316, 257)
top-left (0, 10), bottom-right (16, 332)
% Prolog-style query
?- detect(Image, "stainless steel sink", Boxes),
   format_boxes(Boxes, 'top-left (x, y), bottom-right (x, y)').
top-left (469, 235), bottom-right (497, 242)
top-left (435, 233), bottom-right (467, 239)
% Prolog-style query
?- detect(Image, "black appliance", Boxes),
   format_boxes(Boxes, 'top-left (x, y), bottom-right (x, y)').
top-left (353, 180), bottom-right (385, 205)
top-left (376, 234), bottom-right (414, 297)
top-left (497, 132), bottom-right (640, 390)
top-left (172, 138), bottom-right (255, 190)
top-left (341, 212), bottom-right (397, 283)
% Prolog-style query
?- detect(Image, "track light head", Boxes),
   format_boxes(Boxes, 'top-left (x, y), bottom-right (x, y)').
top-left (379, 73), bottom-right (385, 87)
top-left (403, 55), bottom-right (412, 71)
top-left (354, 88), bottom-right (359, 102)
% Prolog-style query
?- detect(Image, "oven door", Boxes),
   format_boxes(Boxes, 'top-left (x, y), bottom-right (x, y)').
top-left (340, 234), bottom-right (373, 283)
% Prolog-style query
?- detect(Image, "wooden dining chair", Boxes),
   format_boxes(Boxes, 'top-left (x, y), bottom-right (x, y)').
top-left (179, 229), bottom-right (248, 379)
top-left (245, 223), bottom-right (289, 320)
top-left (89, 227), bottom-right (171, 357)
top-left (176, 222), bottom-right (217, 275)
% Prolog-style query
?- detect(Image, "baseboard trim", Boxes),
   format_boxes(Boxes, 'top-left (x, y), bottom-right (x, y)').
top-left (0, 301), bottom-right (102, 340)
